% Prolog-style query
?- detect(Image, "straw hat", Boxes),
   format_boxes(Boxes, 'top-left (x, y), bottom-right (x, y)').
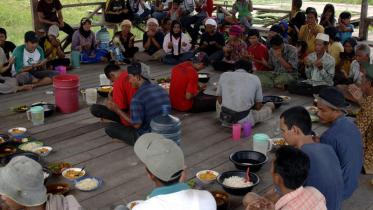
top-left (0, 156), bottom-right (47, 207)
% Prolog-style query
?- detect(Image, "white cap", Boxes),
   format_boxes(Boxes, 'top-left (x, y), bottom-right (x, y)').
top-left (48, 25), bottom-right (59, 37)
top-left (205, 18), bottom-right (217, 27)
top-left (147, 18), bottom-right (159, 26)
top-left (316, 33), bottom-right (329, 42)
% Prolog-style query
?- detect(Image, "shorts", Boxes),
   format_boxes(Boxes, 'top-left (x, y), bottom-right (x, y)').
top-left (16, 70), bottom-right (59, 85)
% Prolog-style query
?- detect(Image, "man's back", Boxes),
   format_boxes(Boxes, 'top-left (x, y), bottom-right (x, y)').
top-left (301, 143), bottom-right (343, 210)
top-left (130, 82), bottom-right (170, 135)
top-left (217, 69), bottom-right (262, 112)
top-left (320, 116), bottom-right (363, 199)
top-left (169, 62), bottom-right (198, 111)
top-left (134, 189), bottom-right (216, 210)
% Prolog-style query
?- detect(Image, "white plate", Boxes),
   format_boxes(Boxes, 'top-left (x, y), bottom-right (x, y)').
top-left (32, 146), bottom-right (53, 157)
top-left (196, 170), bottom-right (219, 184)
top-left (127, 200), bottom-right (145, 210)
top-left (62, 168), bottom-right (86, 180)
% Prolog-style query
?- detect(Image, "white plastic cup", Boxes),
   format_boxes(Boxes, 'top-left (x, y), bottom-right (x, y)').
top-left (84, 88), bottom-right (97, 105)
top-left (252, 133), bottom-right (272, 155)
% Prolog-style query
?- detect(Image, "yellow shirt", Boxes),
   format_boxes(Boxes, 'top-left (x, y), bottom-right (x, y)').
top-left (328, 42), bottom-right (344, 65)
top-left (44, 39), bottom-right (60, 60)
top-left (299, 24), bottom-right (324, 54)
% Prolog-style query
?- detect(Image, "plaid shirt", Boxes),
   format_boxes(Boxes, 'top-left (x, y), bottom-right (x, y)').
top-left (130, 81), bottom-right (170, 135)
top-left (268, 44), bottom-right (298, 74)
top-left (305, 52), bottom-right (335, 86)
top-left (275, 186), bottom-right (327, 210)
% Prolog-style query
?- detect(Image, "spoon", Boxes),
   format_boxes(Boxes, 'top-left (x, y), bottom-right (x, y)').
top-left (245, 167), bottom-right (250, 183)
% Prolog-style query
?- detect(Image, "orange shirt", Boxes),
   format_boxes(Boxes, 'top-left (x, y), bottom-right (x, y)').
top-left (112, 71), bottom-right (137, 125)
top-left (169, 61), bottom-right (199, 111)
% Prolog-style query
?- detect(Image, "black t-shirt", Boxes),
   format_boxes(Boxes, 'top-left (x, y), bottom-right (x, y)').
top-left (106, 0), bottom-right (127, 11)
top-left (1, 41), bottom-right (16, 59)
top-left (37, 0), bottom-right (63, 22)
top-left (290, 11), bottom-right (306, 30)
top-left (199, 32), bottom-right (225, 55)
top-left (143, 31), bottom-right (164, 55)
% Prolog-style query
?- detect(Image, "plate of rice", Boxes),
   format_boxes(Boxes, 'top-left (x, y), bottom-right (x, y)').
top-left (74, 176), bottom-right (102, 192)
top-left (217, 171), bottom-right (259, 195)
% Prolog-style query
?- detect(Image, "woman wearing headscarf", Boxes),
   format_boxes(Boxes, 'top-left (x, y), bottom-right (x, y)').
top-left (162, 20), bottom-right (193, 65)
top-left (71, 18), bottom-right (109, 63)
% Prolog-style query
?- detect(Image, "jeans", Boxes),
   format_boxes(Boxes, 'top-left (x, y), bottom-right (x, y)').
top-left (162, 52), bottom-right (194, 65)
top-left (181, 14), bottom-right (207, 44)
top-left (90, 104), bottom-right (139, 145)
top-left (81, 49), bottom-right (109, 64)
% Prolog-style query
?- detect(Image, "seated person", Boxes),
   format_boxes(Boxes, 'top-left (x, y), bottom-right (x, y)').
top-left (152, 0), bottom-right (172, 22)
top-left (279, 106), bottom-right (344, 210)
top-left (334, 38), bottom-right (357, 85)
top-left (257, 34), bottom-right (298, 89)
top-left (37, 0), bottom-right (74, 50)
top-left (168, 1), bottom-right (183, 21)
top-left (161, 17), bottom-right (172, 34)
top-left (296, 40), bottom-right (308, 79)
top-left (0, 48), bottom-right (33, 94)
top-left (180, 0), bottom-right (195, 16)
top-left (337, 43), bottom-right (370, 103)
top-left (198, 18), bottom-right (225, 64)
top-left (336, 11), bottom-right (354, 44)
top-left (169, 52), bottom-right (216, 113)
top-left (0, 156), bottom-right (81, 209)
top-left (246, 29), bottom-right (269, 71)
top-left (319, 4), bottom-right (336, 28)
top-left (113, 20), bottom-right (139, 59)
top-left (134, 18), bottom-right (165, 62)
top-left (212, 25), bottom-right (247, 72)
top-left (243, 146), bottom-right (327, 210)
top-left (12, 31), bottom-right (59, 88)
top-left (114, 133), bottom-right (216, 210)
top-left (180, 0), bottom-right (208, 46)
top-left (0, 28), bottom-right (16, 77)
top-left (162, 20), bottom-right (193, 65)
top-left (350, 65), bottom-right (373, 174)
top-left (90, 63), bottom-right (137, 144)
top-left (105, 62), bottom-right (170, 145)
top-left (279, 20), bottom-right (289, 40)
top-left (266, 24), bottom-right (287, 49)
top-left (216, 59), bottom-right (274, 126)
top-left (43, 25), bottom-right (70, 69)
top-left (130, 0), bottom-right (152, 23)
top-left (299, 7), bottom-right (324, 54)
top-left (72, 18), bottom-right (109, 64)
top-left (104, 0), bottom-right (134, 23)
top-left (316, 87), bottom-right (363, 200)
top-left (325, 26), bottom-right (344, 65)
top-left (288, 0), bottom-right (306, 45)
top-left (288, 33), bottom-right (335, 96)
top-left (224, 0), bottom-right (253, 29)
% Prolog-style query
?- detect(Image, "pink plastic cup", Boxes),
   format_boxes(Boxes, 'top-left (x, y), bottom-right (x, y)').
top-left (232, 124), bottom-right (242, 140)
top-left (242, 121), bottom-right (253, 137)
top-left (55, 66), bottom-right (67, 74)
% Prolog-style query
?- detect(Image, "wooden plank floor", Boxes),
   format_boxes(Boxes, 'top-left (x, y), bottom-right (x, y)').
top-left (0, 63), bottom-right (372, 210)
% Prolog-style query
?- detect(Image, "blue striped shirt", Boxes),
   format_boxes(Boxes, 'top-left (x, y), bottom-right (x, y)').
top-left (130, 81), bottom-right (170, 135)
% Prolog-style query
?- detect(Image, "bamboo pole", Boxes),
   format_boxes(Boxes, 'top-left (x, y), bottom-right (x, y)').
top-left (359, 0), bottom-right (368, 40)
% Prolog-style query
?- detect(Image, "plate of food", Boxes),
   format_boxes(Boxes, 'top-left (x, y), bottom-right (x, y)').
top-left (0, 134), bottom-right (10, 144)
top-left (306, 106), bottom-right (318, 115)
top-left (48, 162), bottom-right (72, 175)
top-left (97, 85), bottom-right (113, 97)
top-left (32, 146), bottom-right (52, 157)
top-left (13, 105), bottom-right (29, 113)
top-left (46, 183), bottom-right (71, 195)
top-left (127, 200), bottom-right (144, 210)
top-left (196, 170), bottom-right (219, 184)
top-left (270, 138), bottom-right (287, 148)
top-left (8, 127), bottom-right (27, 137)
top-left (18, 141), bottom-right (43, 152)
top-left (74, 176), bottom-right (103, 192)
top-left (62, 168), bottom-right (86, 180)
top-left (0, 144), bottom-right (18, 158)
top-left (156, 77), bottom-right (170, 84)
top-left (279, 95), bottom-right (291, 104)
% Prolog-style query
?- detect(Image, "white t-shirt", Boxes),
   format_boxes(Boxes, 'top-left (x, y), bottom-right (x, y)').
top-left (133, 189), bottom-right (216, 210)
top-left (23, 48), bottom-right (41, 67)
top-left (217, 69), bottom-right (263, 112)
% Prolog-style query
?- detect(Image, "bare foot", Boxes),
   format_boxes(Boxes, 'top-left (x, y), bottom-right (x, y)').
top-left (18, 84), bottom-right (33, 92)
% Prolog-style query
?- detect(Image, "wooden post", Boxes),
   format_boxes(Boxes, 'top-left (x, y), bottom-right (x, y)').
top-left (31, 0), bottom-right (43, 31)
top-left (359, 0), bottom-right (368, 40)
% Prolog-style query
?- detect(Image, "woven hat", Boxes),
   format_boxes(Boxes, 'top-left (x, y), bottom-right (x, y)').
top-left (48, 25), bottom-right (59, 37)
top-left (316, 33), bottom-right (329, 42)
top-left (134, 133), bottom-right (184, 182)
top-left (0, 156), bottom-right (47, 207)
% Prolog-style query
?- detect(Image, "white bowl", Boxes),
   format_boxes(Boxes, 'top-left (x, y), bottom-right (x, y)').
top-left (127, 200), bottom-right (144, 210)
top-left (8, 127), bottom-right (27, 135)
top-left (62, 168), bottom-right (86, 180)
top-left (196, 170), bottom-right (219, 184)
top-left (32, 146), bottom-right (53, 157)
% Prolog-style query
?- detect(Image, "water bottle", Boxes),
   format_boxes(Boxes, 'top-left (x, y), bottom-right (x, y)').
top-left (97, 26), bottom-right (110, 50)
top-left (150, 105), bottom-right (182, 145)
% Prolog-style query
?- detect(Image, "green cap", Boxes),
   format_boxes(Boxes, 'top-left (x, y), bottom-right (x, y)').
top-left (134, 133), bottom-right (184, 182)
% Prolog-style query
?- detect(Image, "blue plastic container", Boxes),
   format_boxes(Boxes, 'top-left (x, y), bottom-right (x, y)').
top-left (96, 26), bottom-right (110, 50)
top-left (150, 105), bottom-right (181, 145)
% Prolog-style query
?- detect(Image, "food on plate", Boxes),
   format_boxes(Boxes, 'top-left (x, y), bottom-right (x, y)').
top-left (19, 141), bottom-right (43, 152)
top-left (157, 77), bottom-right (170, 84)
top-left (48, 162), bottom-right (72, 175)
top-left (0, 137), bottom-right (5, 144)
top-left (63, 169), bottom-right (85, 179)
top-left (37, 147), bottom-right (49, 154)
top-left (9, 128), bottom-right (26, 135)
top-left (272, 138), bottom-right (287, 146)
top-left (198, 171), bottom-right (218, 181)
top-left (127, 201), bottom-right (144, 210)
top-left (46, 183), bottom-right (70, 195)
top-left (223, 176), bottom-right (253, 188)
top-left (75, 178), bottom-right (99, 191)
top-left (98, 86), bottom-right (113, 92)
top-left (33, 146), bottom-right (52, 156)
top-left (211, 191), bottom-right (229, 206)
top-left (13, 105), bottom-right (29, 113)
top-left (306, 106), bottom-right (318, 115)
top-left (0, 146), bottom-right (17, 156)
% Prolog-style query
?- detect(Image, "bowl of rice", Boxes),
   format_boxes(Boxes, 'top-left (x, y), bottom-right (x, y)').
top-left (74, 176), bottom-right (103, 192)
top-left (217, 171), bottom-right (260, 195)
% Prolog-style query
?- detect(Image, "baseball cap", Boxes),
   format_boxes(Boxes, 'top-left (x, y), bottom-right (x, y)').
top-left (48, 25), bottom-right (59, 37)
top-left (24, 31), bottom-right (39, 43)
top-left (205, 18), bottom-right (217, 27)
top-left (192, 52), bottom-right (209, 66)
top-left (127, 62), bottom-right (151, 80)
top-left (134, 133), bottom-right (184, 182)
top-left (229, 25), bottom-right (243, 36)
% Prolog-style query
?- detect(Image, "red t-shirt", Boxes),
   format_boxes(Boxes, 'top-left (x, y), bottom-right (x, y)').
top-left (247, 43), bottom-right (269, 71)
top-left (112, 71), bottom-right (137, 125)
top-left (169, 62), bottom-right (199, 111)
